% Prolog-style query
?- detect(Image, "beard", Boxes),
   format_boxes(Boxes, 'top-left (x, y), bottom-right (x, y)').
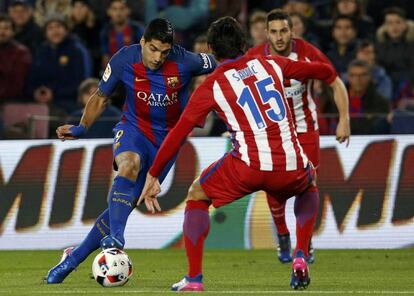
top-left (270, 40), bottom-right (291, 56)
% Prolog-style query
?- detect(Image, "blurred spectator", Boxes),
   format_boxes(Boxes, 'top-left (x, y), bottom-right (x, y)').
top-left (189, 75), bottom-right (226, 137)
top-left (34, 0), bottom-right (71, 26)
top-left (68, 78), bottom-right (121, 138)
top-left (0, 14), bottom-right (31, 103)
top-left (145, 0), bottom-right (209, 49)
top-left (375, 7), bottom-right (414, 102)
top-left (249, 10), bottom-right (267, 47)
top-left (283, 0), bottom-right (313, 18)
top-left (283, 0), bottom-right (319, 34)
top-left (326, 15), bottom-right (358, 78)
top-left (366, 0), bottom-right (414, 28)
top-left (355, 39), bottom-right (393, 100)
top-left (192, 34), bottom-right (209, 54)
top-left (332, 0), bottom-right (375, 40)
top-left (29, 15), bottom-right (92, 113)
top-left (69, 0), bottom-right (101, 76)
top-left (33, 85), bottom-right (67, 138)
top-left (88, 0), bottom-right (144, 23)
top-left (190, 75), bottom-right (212, 136)
top-left (313, 80), bottom-right (338, 135)
top-left (191, 33), bottom-right (217, 136)
top-left (247, 0), bottom-right (287, 13)
top-left (7, 0), bottom-right (43, 54)
top-left (100, 0), bottom-right (144, 69)
top-left (347, 59), bottom-right (390, 134)
top-left (290, 12), bottom-right (320, 48)
top-left (210, 0), bottom-right (247, 23)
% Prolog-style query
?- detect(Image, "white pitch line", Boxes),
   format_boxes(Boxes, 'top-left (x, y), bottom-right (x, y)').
top-left (0, 290), bottom-right (413, 295)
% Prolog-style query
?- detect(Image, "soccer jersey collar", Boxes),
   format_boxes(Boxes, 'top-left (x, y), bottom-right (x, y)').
top-left (219, 55), bottom-right (244, 67)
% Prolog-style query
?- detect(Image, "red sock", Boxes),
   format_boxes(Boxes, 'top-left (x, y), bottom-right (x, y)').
top-left (266, 194), bottom-right (289, 235)
top-left (183, 200), bottom-right (210, 278)
top-left (294, 186), bottom-right (319, 257)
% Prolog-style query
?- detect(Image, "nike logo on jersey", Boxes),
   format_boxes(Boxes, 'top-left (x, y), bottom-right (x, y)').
top-left (135, 78), bottom-right (147, 82)
top-left (114, 191), bottom-right (130, 197)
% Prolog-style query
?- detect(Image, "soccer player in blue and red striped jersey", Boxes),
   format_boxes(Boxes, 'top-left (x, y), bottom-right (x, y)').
top-left (46, 18), bottom-right (216, 284)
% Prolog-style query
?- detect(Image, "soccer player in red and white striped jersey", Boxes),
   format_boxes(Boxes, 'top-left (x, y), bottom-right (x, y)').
top-left (139, 16), bottom-right (349, 291)
top-left (247, 9), bottom-right (351, 264)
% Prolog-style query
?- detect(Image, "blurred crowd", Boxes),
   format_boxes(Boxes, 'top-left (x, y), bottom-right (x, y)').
top-left (0, 0), bottom-right (414, 138)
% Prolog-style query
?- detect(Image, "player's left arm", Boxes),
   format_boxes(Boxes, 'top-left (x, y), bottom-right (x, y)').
top-left (186, 50), bottom-right (217, 75)
top-left (138, 85), bottom-right (214, 212)
top-left (307, 45), bottom-right (351, 146)
top-left (328, 77), bottom-right (350, 146)
top-left (274, 56), bottom-right (350, 145)
top-left (276, 56), bottom-right (337, 83)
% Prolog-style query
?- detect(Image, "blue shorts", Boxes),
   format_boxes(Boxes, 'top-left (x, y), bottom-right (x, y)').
top-left (112, 122), bottom-right (177, 197)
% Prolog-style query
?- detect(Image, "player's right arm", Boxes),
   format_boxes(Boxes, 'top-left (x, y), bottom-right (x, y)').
top-left (56, 90), bottom-right (109, 141)
top-left (56, 46), bottom-right (127, 141)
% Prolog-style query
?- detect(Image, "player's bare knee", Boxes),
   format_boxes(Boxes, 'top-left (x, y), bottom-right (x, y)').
top-left (187, 178), bottom-right (209, 201)
top-left (116, 152), bottom-right (140, 180)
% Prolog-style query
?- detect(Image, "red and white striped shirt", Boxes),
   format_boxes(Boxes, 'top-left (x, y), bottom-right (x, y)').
top-left (247, 38), bottom-right (335, 133)
top-left (149, 55), bottom-right (336, 175)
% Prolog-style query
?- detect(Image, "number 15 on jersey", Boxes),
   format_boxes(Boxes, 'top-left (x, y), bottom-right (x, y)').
top-left (237, 76), bottom-right (286, 129)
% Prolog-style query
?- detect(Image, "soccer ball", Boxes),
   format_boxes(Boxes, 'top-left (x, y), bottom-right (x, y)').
top-left (92, 248), bottom-right (133, 287)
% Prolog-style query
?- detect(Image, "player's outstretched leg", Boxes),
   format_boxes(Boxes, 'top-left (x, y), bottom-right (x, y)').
top-left (46, 209), bottom-right (111, 284)
top-left (290, 185), bottom-right (319, 289)
top-left (266, 194), bottom-right (292, 263)
top-left (172, 199), bottom-right (210, 292)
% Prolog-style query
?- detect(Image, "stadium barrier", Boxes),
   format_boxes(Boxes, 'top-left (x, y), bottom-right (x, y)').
top-left (0, 135), bottom-right (413, 250)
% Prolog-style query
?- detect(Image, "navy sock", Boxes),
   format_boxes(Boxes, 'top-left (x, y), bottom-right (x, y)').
top-left (108, 176), bottom-right (136, 247)
top-left (71, 209), bottom-right (110, 266)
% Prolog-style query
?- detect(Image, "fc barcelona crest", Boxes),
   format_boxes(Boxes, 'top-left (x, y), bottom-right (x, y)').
top-left (167, 76), bottom-right (179, 88)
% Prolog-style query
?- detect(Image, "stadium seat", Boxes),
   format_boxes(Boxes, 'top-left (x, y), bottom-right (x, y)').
top-left (391, 110), bottom-right (414, 134)
top-left (3, 103), bottom-right (49, 139)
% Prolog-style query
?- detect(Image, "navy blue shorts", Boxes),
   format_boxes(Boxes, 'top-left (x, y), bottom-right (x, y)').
top-left (112, 122), bottom-right (177, 197)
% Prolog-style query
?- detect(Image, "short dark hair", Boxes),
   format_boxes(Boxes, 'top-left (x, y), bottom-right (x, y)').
top-left (384, 6), bottom-right (406, 20)
top-left (348, 59), bottom-right (371, 72)
top-left (207, 16), bottom-right (246, 60)
top-left (356, 39), bottom-right (373, 52)
top-left (108, 0), bottom-right (127, 7)
top-left (290, 12), bottom-right (307, 28)
top-left (9, 0), bottom-right (32, 8)
top-left (266, 9), bottom-right (292, 28)
top-left (143, 18), bottom-right (174, 45)
top-left (333, 15), bottom-right (357, 30)
top-left (194, 34), bottom-right (207, 44)
top-left (0, 13), bottom-right (13, 26)
top-left (78, 78), bottom-right (99, 96)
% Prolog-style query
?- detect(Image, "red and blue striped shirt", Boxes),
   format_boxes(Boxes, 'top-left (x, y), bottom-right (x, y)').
top-left (98, 44), bottom-right (216, 146)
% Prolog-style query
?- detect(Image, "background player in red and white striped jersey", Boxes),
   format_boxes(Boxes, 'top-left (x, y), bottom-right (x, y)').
top-left (247, 9), bottom-right (351, 264)
top-left (139, 16), bottom-right (350, 291)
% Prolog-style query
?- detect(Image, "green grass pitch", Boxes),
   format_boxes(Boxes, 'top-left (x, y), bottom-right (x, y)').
top-left (0, 249), bottom-right (413, 295)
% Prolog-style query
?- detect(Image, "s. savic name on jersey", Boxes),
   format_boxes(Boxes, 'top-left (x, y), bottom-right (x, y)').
top-left (232, 64), bottom-right (258, 81)
top-left (136, 91), bottom-right (178, 107)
